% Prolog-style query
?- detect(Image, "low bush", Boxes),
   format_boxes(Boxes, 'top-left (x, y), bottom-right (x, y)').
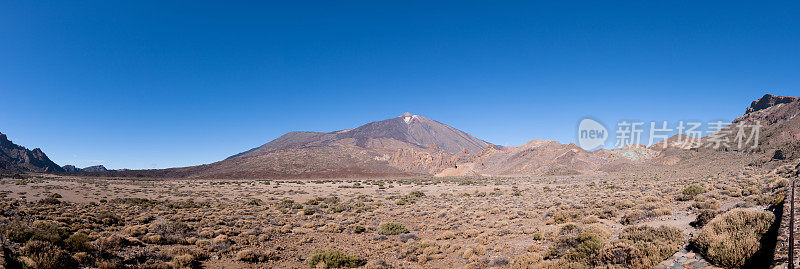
top-left (329, 204), bottom-right (352, 213)
top-left (96, 234), bottom-right (132, 252)
top-left (247, 198), bottom-right (264, 206)
top-left (65, 232), bottom-right (92, 252)
top-left (307, 249), bottom-right (365, 268)
top-left (691, 198), bottom-right (720, 210)
top-left (552, 210), bottom-right (583, 224)
top-left (691, 210), bottom-right (716, 228)
top-left (39, 196), bottom-right (61, 205)
top-left (693, 209), bottom-right (774, 268)
top-left (149, 220), bottom-right (192, 244)
top-left (377, 222), bottom-right (408, 235)
top-left (2, 220), bottom-right (33, 242)
top-left (30, 220), bottom-right (69, 244)
top-left (597, 242), bottom-right (648, 268)
top-left (353, 225), bottom-right (366, 234)
top-left (547, 224), bottom-right (611, 265)
top-left (236, 248), bottom-right (278, 262)
top-left (677, 184), bottom-right (705, 201)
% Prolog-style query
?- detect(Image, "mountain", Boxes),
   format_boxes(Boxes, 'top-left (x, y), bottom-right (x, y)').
top-left (227, 113), bottom-right (488, 160)
top-left (0, 132), bottom-right (63, 173)
top-left (138, 113), bottom-right (490, 178)
top-left (62, 164), bottom-right (110, 172)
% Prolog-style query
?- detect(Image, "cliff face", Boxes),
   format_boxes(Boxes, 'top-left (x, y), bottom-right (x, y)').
top-left (0, 132), bottom-right (63, 173)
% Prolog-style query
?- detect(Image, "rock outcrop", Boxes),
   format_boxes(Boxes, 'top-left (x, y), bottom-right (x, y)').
top-left (746, 94), bottom-right (800, 114)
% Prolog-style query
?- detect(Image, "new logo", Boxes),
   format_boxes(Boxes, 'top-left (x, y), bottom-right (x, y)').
top-left (578, 118), bottom-right (608, 151)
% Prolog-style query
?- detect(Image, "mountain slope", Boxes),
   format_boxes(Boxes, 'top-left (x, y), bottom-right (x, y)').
top-left (733, 94), bottom-right (800, 159)
top-left (0, 132), bottom-right (63, 173)
top-left (226, 131), bottom-right (325, 160)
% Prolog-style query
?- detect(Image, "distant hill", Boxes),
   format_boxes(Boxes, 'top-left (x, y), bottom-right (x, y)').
top-left (0, 132), bottom-right (63, 173)
top-left (62, 164), bottom-right (110, 173)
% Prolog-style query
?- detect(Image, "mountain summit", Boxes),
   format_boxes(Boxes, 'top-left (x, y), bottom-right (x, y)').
top-left (329, 113), bottom-right (488, 154)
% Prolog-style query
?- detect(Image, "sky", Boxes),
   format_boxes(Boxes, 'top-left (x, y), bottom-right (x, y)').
top-left (1, 1), bottom-right (798, 170)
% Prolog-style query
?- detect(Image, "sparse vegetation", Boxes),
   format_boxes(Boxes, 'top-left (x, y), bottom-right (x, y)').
top-left (0, 163), bottom-right (791, 268)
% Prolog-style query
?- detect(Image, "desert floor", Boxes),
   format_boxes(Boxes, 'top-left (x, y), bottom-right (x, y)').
top-left (0, 167), bottom-right (788, 268)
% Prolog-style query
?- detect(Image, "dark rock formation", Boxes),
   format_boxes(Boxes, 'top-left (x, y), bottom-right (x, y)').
top-left (0, 132), bottom-right (63, 173)
top-left (746, 94), bottom-right (800, 114)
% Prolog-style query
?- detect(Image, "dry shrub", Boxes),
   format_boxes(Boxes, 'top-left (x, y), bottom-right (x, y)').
top-left (547, 224), bottom-right (611, 264)
top-left (620, 210), bottom-right (645, 225)
top-left (169, 254), bottom-right (196, 268)
top-left (509, 253), bottom-right (586, 269)
top-left (597, 242), bottom-right (649, 268)
top-left (124, 224), bottom-right (148, 237)
top-left (20, 240), bottom-right (76, 269)
top-left (149, 219), bottom-right (192, 244)
top-left (691, 198), bottom-right (720, 210)
top-left (693, 209), bottom-right (774, 268)
top-left (2, 220), bottom-right (69, 245)
top-left (612, 225), bottom-right (683, 267)
top-left (2, 220), bottom-right (33, 242)
top-left (96, 234), bottom-right (132, 252)
top-left (38, 196), bottom-right (61, 205)
top-left (95, 259), bottom-right (120, 269)
top-left (377, 222), bottom-right (408, 235)
top-left (677, 184), bottom-right (705, 201)
top-left (582, 215), bottom-right (599, 224)
top-left (307, 249), bottom-right (365, 268)
top-left (551, 210), bottom-right (583, 224)
top-left (72, 252), bottom-right (92, 265)
top-left (690, 210), bottom-right (717, 228)
top-left (236, 248), bottom-right (278, 262)
top-left (30, 220), bottom-right (70, 244)
top-left (96, 211), bottom-right (122, 226)
top-left (65, 232), bottom-right (92, 252)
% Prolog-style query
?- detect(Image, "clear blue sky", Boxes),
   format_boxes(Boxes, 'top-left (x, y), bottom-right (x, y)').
top-left (1, 1), bottom-right (798, 169)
